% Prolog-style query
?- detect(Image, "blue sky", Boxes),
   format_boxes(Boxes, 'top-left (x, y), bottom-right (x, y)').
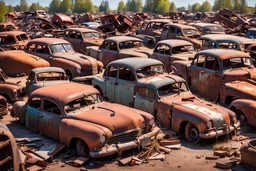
top-left (4, 0), bottom-right (255, 9)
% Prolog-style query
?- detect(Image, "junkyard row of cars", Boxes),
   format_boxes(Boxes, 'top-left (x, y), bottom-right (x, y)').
top-left (0, 8), bottom-right (256, 170)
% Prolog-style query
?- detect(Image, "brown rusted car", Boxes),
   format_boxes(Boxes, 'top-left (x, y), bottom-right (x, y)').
top-left (0, 68), bottom-right (25, 102)
top-left (51, 13), bottom-right (74, 29)
top-left (172, 49), bottom-right (256, 105)
top-left (240, 139), bottom-right (256, 169)
top-left (93, 58), bottom-right (239, 142)
top-left (64, 28), bottom-right (104, 54)
top-left (0, 121), bottom-right (24, 171)
top-left (0, 31), bottom-right (30, 50)
top-left (160, 23), bottom-right (201, 50)
top-left (188, 23), bottom-right (225, 35)
top-left (0, 22), bottom-right (15, 32)
top-left (86, 36), bottom-right (150, 66)
top-left (12, 83), bottom-right (160, 157)
top-left (25, 38), bottom-right (103, 80)
top-left (151, 39), bottom-right (196, 72)
top-left (0, 95), bottom-right (7, 116)
top-left (0, 50), bottom-right (50, 76)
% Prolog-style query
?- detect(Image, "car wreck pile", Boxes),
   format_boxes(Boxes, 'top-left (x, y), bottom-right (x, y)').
top-left (0, 7), bottom-right (256, 171)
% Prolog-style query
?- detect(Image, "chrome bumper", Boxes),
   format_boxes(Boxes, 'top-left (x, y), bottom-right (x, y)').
top-left (89, 127), bottom-right (160, 158)
top-left (199, 122), bottom-right (240, 139)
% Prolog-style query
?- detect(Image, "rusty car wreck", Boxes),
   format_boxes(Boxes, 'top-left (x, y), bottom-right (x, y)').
top-left (0, 95), bottom-right (7, 116)
top-left (0, 31), bottom-right (30, 50)
top-left (12, 83), bottom-right (160, 157)
top-left (92, 58), bottom-right (240, 142)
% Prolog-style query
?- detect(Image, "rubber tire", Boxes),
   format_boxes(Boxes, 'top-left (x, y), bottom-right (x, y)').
top-left (76, 139), bottom-right (89, 157)
top-left (238, 111), bottom-right (247, 126)
top-left (185, 122), bottom-right (200, 142)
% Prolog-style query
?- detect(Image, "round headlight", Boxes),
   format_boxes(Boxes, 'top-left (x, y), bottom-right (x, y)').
top-left (206, 121), bottom-right (212, 129)
top-left (149, 118), bottom-right (155, 126)
top-left (99, 134), bottom-right (106, 144)
top-left (13, 90), bottom-right (17, 97)
top-left (76, 68), bottom-right (81, 74)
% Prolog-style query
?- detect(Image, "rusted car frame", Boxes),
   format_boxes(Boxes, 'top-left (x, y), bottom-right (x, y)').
top-left (0, 31), bottom-right (30, 50)
top-left (12, 83), bottom-right (160, 157)
top-left (51, 14), bottom-right (74, 29)
top-left (92, 58), bottom-right (239, 142)
top-left (0, 95), bottom-right (7, 116)
top-left (189, 23), bottom-right (225, 35)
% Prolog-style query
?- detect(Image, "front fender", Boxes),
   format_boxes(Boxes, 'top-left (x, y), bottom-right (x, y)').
top-left (12, 101), bottom-right (27, 124)
top-left (59, 119), bottom-right (111, 150)
top-left (53, 58), bottom-right (81, 77)
top-left (92, 76), bottom-right (106, 96)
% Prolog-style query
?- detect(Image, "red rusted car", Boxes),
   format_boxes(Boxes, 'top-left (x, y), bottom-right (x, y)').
top-left (240, 139), bottom-right (256, 169)
top-left (93, 58), bottom-right (239, 142)
top-left (25, 38), bottom-right (103, 80)
top-left (0, 50), bottom-right (50, 76)
top-left (0, 95), bottom-right (7, 116)
top-left (172, 49), bottom-right (256, 105)
top-left (0, 31), bottom-right (30, 50)
top-left (12, 83), bottom-right (160, 157)
top-left (64, 28), bottom-right (104, 54)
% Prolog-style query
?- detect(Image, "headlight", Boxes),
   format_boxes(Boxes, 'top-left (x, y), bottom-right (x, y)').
top-left (99, 134), bottom-right (106, 144)
top-left (13, 90), bottom-right (18, 97)
top-left (149, 118), bottom-right (155, 126)
top-left (76, 68), bottom-right (81, 74)
top-left (206, 121), bottom-right (212, 129)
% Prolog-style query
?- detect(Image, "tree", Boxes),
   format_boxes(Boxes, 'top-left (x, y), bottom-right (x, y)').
top-left (143, 0), bottom-right (154, 12)
top-left (156, 0), bottom-right (170, 14)
top-left (49, 0), bottom-right (61, 13)
top-left (240, 0), bottom-right (247, 13)
top-left (233, 0), bottom-right (240, 12)
top-left (99, 0), bottom-right (110, 12)
top-left (187, 4), bottom-right (192, 11)
top-left (19, 0), bottom-right (29, 11)
top-left (191, 3), bottom-right (201, 12)
top-left (177, 6), bottom-right (186, 11)
top-left (199, 1), bottom-right (211, 12)
top-left (0, 0), bottom-right (6, 22)
top-left (60, 0), bottom-right (72, 13)
top-left (170, 2), bottom-right (177, 12)
top-left (29, 3), bottom-right (37, 11)
top-left (6, 4), bottom-right (14, 12)
top-left (135, 0), bottom-right (143, 12)
top-left (225, 0), bottom-right (232, 10)
top-left (117, 0), bottom-right (126, 12)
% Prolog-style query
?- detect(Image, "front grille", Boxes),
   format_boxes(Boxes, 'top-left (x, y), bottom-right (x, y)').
top-left (107, 124), bottom-right (146, 145)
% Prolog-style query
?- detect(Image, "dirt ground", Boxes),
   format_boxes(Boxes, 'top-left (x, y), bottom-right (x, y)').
top-left (1, 109), bottom-right (255, 171)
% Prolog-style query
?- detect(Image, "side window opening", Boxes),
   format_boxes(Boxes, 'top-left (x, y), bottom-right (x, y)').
top-left (109, 42), bottom-right (117, 51)
top-left (118, 68), bottom-right (135, 81)
top-left (43, 100), bottom-right (61, 115)
top-left (76, 33), bottom-right (82, 40)
top-left (36, 44), bottom-right (49, 54)
top-left (69, 31), bottom-right (76, 38)
top-left (26, 44), bottom-right (36, 52)
top-left (205, 56), bottom-right (219, 71)
top-left (193, 55), bottom-right (205, 67)
top-left (136, 87), bottom-right (155, 99)
top-left (107, 66), bottom-right (118, 78)
top-left (29, 98), bottom-right (41, 109)
top-left (101, 41), bottom-right (109, 49)
top-left (156, 45), bottom-right (170, 54)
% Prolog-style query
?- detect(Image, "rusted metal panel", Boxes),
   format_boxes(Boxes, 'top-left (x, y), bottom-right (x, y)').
top-left (0, 95), bottom-right (7, 116)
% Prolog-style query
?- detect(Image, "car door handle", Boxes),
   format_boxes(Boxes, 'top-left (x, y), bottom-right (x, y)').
top-left (200, 70), bottom-right (205, 74)
top-left (39, 114), bottom-right (43, 117)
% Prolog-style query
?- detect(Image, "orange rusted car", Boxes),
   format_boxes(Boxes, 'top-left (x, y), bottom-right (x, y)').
top-left (64, 28), bottom-right (104, 54)
top-left (25, 38), bottom-right (103, 80)
top-left (93, 58), bottom-right (239, 142)
top-left (12, 83), bottom-right (160, 157)
top-left (0, 31), bottom-right (30, 50)
top-left (0, 95), bottom-right (7, 116)
top-left (0, 50), bottom-right (50, 76)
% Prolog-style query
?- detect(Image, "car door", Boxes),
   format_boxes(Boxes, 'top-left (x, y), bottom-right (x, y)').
top-left (39, 98), bottom-right (62, 140)
top-left (166, 26), bottom-right (177, 39)
top-left (188, 54), bottom-right (205, 93)
top-left (114, 67), bottom-right (135, 107)
top-left (134, 86), bottom-right (155, 114)
top-left (99, 40), bottom-right (109, 66)
top-left (34, 43), bottom-right (51, 60)
top-left (73, 32), bottom-right (83, 52)
top-left (160, 25), bottom-right (170, 40)
top-left (198, 55), bottom-right (222, 100)
top-left (152, 44), bottom-right (171, 72)
top-left (26, 71), bottom-right (36, 95)
top-left (104, 65), bottom-right (118, 102)
top-left (26, 97), bottom-right (41, 132)
top-left (106, 41), bottom-right (118, 65)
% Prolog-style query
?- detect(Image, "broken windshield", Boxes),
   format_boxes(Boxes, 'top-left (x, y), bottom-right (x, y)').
top-left (136, 64), bottom-right (166, 79)
top-left (158, 82), bottom-right (188, 96)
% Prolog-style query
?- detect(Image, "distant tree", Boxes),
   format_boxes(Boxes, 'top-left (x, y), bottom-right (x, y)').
top-left (191, 3), bottom-right (201, 12)
top-left (29, 3), bottom-right (37, 11)
top-left (177, 6), bottom-right (186, 11)
top-left (225, 0), bottom-right (232, 10)
top-left (6, 4), bottom-right (14, 12)
top-left (170, 2), bottom-right (177, 12)
top-left (187, 4), bottom-right (192, 11)
top-left (14, 5), bottom-right (20, 11)
top-left (135, 0), bottom-right (143, 12)
top-left (240, 0), bottom-right (247, 13)
top-left (60, 0), bottom-right (72, 13)
top-left (233, 0), bottom-right (240, 12)
top-left (199, 1), bottom-right (212, 12)
top-left (19, 0), bottom-right (29, 11)
top-left (0, 0), bottom-right (6, 22)
top-left (49, 0), bottom-right (61, 13)
top-left (74, 0), bottom-right (83, 13)
top-left (143, 0), bottom-right (154, 12)
top-left (117, 0), bottom-right (126, 12)
top-left (99, 0), bottom-right (110, 12)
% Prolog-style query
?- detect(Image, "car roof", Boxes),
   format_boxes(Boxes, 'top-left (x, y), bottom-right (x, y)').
top-left (197, 49), bottom-right (251, 60)
top-left (0, 31), bottom-right (27, 37)
top-left (29, 38), bottom-right (69, 45)
top-left (109, 57), bottom-right (163, 70)
top-left (200, 34), bottom-right (256, 44)
top-left (31, 67), bottom-right (65, 74)
top-left (248, 28), bottom-right (256, 31)
top-left (193, 23), bottom-right (222, 27)
top-left (147, 19), bottom-right (172, 23)
top-left (65, 27), bottom-right (99, 33)
top-left (164, 23), bottom-right (197, 29)
top-left (157, 39), bottom-right (193, 47)
top-left (31, 83), bottom-right (99, 106)
top-left (105, 36), bottom-right (142, 43)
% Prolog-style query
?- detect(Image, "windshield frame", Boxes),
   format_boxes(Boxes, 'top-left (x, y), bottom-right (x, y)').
top-left (135, 64), bottom-right (167, 79)
top-left (183, 28), bottom-right (199, 36)
top-left (118, 40), bottom-right (144, 50)
top-left (157, 81), bottom-right (189, 97)
top-left (50, 43), bottom-right (74, 54)
top-left (221, 56), bottom-right (254, 71)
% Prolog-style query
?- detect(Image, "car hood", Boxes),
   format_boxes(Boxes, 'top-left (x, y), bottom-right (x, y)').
top-left (223, 67), bottom-right (256, 83)
top-left (36, 80), bottom-right (70, 87)
top-left (160, 92), bottom-right (230, 128)
top-left (119, 49), bottom-right (149, 58)
top-left (70, 102), bottom-right (145, 134)
top-left (84, 38), bottom-right (104, 46)
top-left (54, 52), bottom-right (98, 69)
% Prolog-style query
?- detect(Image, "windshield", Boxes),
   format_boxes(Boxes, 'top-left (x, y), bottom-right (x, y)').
top-left (83, 32), bottom-right (101, 38)
top-left (119, 41), bottom-right (144, 50)
top-left (222, 57), bottom-right (254, 70)
top-left (136, 64), bottom-right (166, 79)
top-left (183, 29), bottom-right (199, 36)
top-left (50, 43), bottom-right (73, 53)
top-left (65, 94), bottom-right (103, 113)
top-left (172, 45), bottom-right (196, 54)
top-left (158, 82), bottom-right (188, 96)
top-left (204, 26), bottom-right (224, 32)
top-left (36, 72), bottom-right (68, 81)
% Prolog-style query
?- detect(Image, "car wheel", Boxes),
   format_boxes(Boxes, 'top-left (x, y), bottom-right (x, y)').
top-left (185, 122), bottom-right (200, 142)
top-left (238, 111), bottom-right (247, 126)
top-left (76, 139), bottom-right (89, 157)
